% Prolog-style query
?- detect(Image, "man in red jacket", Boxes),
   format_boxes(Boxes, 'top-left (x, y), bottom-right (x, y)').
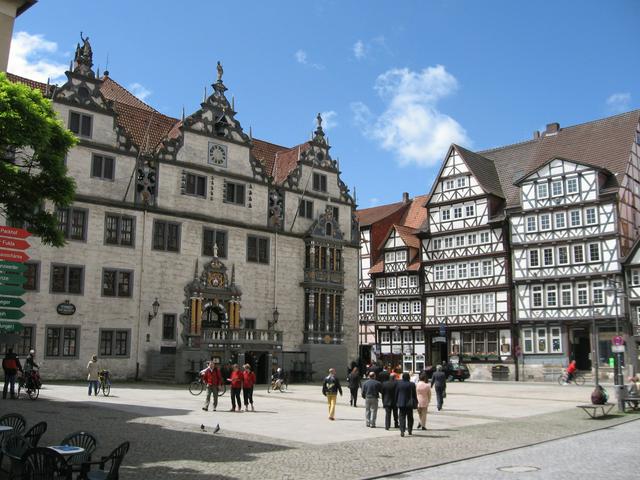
top-left (201, 360), bottom-right (223, 411)
top-left (242, 364), bottom-right (256, 411)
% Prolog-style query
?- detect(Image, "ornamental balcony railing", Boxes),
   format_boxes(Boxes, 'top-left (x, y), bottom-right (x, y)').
top-left (303, 330), bottom-right (344, 344)
top-left (304, 268), bottom-right (344, 285)
top-left (186, 328), bottom-right (282, 349)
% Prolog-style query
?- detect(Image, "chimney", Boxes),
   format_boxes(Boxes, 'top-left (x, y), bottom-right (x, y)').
top-left (402, 192), bottom-right (409, 204)
top-left (544, 122), bottom-right (560, 135)
top-left (533, 130), bottom-right (540, 139)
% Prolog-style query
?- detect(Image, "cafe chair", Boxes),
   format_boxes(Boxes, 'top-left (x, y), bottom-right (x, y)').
top-left (60, 431), bottom-right (97, 473)
top-left (22, 447), bottom-right (71, 480)
top-left (25, 421), bottom-right (48, 447)
top-left (1, 432), bottom-right (30, 478)
top-left (79, 441), bottom-right (130, 480)
top-left (0, 414), bottom-right (27, 434)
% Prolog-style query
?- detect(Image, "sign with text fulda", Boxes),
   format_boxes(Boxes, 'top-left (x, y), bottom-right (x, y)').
top-left (0, 227), bottom-right (31, 330)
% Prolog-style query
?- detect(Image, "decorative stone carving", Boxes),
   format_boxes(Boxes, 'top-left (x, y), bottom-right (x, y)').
top-left (136, 162), bottom-right (157, 206)
top-left (307, 205), bottom-right (344, 241)
top-left (268, 186), bottom-right (285, 230)
top-left (74, 32), bottom-right (94, 78)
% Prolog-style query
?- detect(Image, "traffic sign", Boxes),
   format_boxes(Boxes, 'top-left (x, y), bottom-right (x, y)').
top-left (0, 321), bottom-right (24, 333)
top-left (0, 262), bottom-right (28, 274)
top-left (612, 335), bottom-right (624, 346)
top-left (0, 285), bottom-right (25, 296)
top-left (0, 249), bottom-right (29, 263)
top-left (0, 226), bottom-right (30, 239)
top-left (0, 273), bottom-right (26, 285)
top-left (0, 309), bottom-right (25, 320)
top-left (0, 238), bottom-right (30, 250)
top-left (0, 297), bottom-right (25, 308)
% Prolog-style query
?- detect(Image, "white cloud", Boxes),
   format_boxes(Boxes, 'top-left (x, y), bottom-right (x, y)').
top-left (317, 110), bottom-right (338, 130)
top-left (8, 31), bottom-right (67, 83)
top-left (353, 40), bottom-right (366, 60)
top-left (606, 92), bottom-right (631, 114)
top-left (128, 82), bottom-right (152, 101)
top-left (352, 36), bottom-right (391, 60)
top-left (294, 49), bottom-right (324, 70)
top-left (352, 65), bottom-right (469, 167)
top-left (368, 197), bottom-right (380, 206)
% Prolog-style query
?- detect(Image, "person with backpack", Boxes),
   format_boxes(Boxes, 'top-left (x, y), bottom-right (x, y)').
top-left (322, 368), bottom-right (343, 420)
top-left (2, 348), bottom-right (23, 399)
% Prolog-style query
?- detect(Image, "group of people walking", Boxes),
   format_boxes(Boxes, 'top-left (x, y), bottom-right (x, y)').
top-left (327, 363), bottom-right (448, 436)
top-left (200, 361), bottom-right (256, 412)
top-left (2, 348), bottom-right (38, 399)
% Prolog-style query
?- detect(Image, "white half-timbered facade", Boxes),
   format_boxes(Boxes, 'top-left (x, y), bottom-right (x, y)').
top-left (358, 226), bottom-right (375, 349)
top-left (423, 145), bottom-right (513, 378)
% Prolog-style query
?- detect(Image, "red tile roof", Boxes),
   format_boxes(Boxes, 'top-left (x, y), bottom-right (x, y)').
top-left (394, 224), bottom-right (420, 249)
top-left (400, 194), bottom-right (429, 229)
top-left (356, 201), bottom-right (408, 227)
top-left (6, 72), bottom-right (49, 96)
top-left (252, 139), bottom-right (289, 174)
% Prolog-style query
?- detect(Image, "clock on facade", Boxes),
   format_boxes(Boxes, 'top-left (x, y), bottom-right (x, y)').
top-left (208, 142), bottom-right (227, 167)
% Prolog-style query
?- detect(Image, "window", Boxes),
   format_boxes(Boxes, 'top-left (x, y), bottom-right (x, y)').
top-left (529, 249), bottom-right (539, 267)
top-left (540, 214), bottom-right (551, 231)
top-left (435, 266), bottom-right (444, 281)
top-left (380, 331), bottom-right (390, 343)
top-left (523, 329), bottom-right (533, 353)
top-left (412, 301), bottom-right (421, 314)
top-left (247, 235), bottom-right (269, 264)
top-left (299, 200), bottom-right (314, 219)
top-left (554, 212), bottom-right (566, 229)
top-left (532, 285), bottom-right (543, 308)
top-left (457, 263), bottom-right (467, 279)
top-left (453, 207), bottom-right (463, 219)
top-left (400, 301), bottom-right (410, 314)
top-left (576, 282), bottom-right (589, 305)
top-left (385, 252), bottom-right (395, 263)
top-left (399, 276), bottom-right (408, 288)
top-left (365, 293), bottom-right (374, 313)
top-left (482, 260), bottom-right (493, 276)
top-left (396, 250), bottom-right (407, 262)
top-left (468, 234), bottom-right (477, 245)
top-left (522, 327), bottom-right (562, 354)
top-left (469, 262), bottom-right (479, 277)
top-left (570, 210), bottom-right (582, 227)
top-left (312, 173), bottom-right (327, 192)
top-left (441, 209), bottom-right (450, 221)
top-left (537, 182), bottom-right (548, 198)
top-left (387, 277), bottom-right (397, 289)
top-left (392, 330), bottom-right (401, 343)
top-left (480, 232), bottom-right (490, 244)
top-left (456, 235), bottom-right (465, 247)
top-left (184, 173), bottom-right (206, 197)
top-left (23, 262), bottom-right (39, 291)
top-left (46, 326), bottom-right (78, 357)
top-left (389, 302), bottom-right (398, 314)
top-left (202, 228), bottom-right (228, 258)
top-left (447, 296), bottom-right (457, 316)
top-left (465, 205), bottom-right (475, 217)
top-left (557, 246), bottom-right (569, 265)
top-left (376, 278), bottom-right (386, 289)
top-left (0, 325), bottom-right (33, 356)
top-left (91, 154), bottom-right (115, 180)
top-left (546, 285), bottom-right (557, 307)
top-left (550, 327), bottom-right (562, 353)
top-left (588, 243), bottom-right (600, 262)
top-left (436, 297), bottom-right (446, 316)
top-left (415, 330), bottom-right (424, 343)
top-left (152, 221), bottom-right (181, 252)
top-left (526, 216), bottom-right (537, 232)
top-left (433, 239), bottom-right (442, 250)
top-left (483, 293), bottom-right (495, 313)
top-left (102, 269), bottom-right (132, 297)
top-left (566, 177), bottom-right (578, 194)
top-left (543, 247), bottom-right (554, 266)
top-left (99, 329), bottom-right (130, 356)
top-left (561, 284), bottom-right (572, 306)
top-left (632, 270), bottom-right (640, 286)
top-left (51, 264), bottom-right (83, 294)
top-left (403, 330), bottom-right (412, 343)
top-left (592, 281), bottom-right (604, 305)
top-left (573, 244), bottom-right (584, 263)
top-left (471, 294), bottom-right (482, 314)
top-left (105, 214), bottom-right (134, 247)
top-left (457, 176), bottom-right (467, 188)
top-left (331, 206), bottom-right (339, 220)
top-left (409, 276), bottom-right (418, 288)
top-left (224, 181), bottom-right (245, 205)
top-left (56, 207), bottom-right (87, 241)
top-left (163, 314), bottom-right (176, 340)
top-left (444, 237), bottom-right (453, 248)
top-left (551, 180), bottom-right (563, 197)
top-left (69, 111), bottom-right (92, 137)
top-left (459, 295), bottom-right (469, 315)
top-left (444, 179), bottom-right (455, 190)
top-left (585, 207), bottom-right (597, 225)
top-left (377, 302), bottom-right (387, 315)
top-left (446, 264), bottom-right (456, 280)
top-left (359, 294), bottom-right (364, 313)
top-left (537, 328), bottom-right (548, 353)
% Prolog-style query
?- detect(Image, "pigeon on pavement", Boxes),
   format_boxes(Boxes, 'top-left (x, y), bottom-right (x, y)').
top-left (213, 424), bottom-right (220, 434)
top-left (200, 424), bottom-right (206, 432)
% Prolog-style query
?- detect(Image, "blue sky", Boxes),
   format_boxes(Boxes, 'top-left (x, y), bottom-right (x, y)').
top-left (9, 0), bottom-right (640, 208)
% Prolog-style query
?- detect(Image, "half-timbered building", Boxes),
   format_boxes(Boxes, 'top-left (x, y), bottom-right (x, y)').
top-left (623, 238), bottom-right (640, 369)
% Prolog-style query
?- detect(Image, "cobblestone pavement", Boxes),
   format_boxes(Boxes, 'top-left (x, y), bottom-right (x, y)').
top-left (0, 381), bottom-right (636, 479)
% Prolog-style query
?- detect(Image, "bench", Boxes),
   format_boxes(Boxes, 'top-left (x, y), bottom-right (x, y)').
top-left (621, 394), bottom-right (640, 412)
top-left (576, 403), bottom-right (614, 418)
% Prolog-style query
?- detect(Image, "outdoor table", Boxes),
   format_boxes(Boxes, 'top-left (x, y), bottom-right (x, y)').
top-left (0, 425), bottom-right (13, 433)
top-left (47, 445), bottom-right (85, 457)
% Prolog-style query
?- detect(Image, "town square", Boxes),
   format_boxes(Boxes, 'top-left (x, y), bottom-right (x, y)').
top-left (1, 0), bottom-right (639, 478)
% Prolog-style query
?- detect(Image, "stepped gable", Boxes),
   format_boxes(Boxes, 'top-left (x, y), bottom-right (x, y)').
top-left (481, 110), bottom-right (640, 207)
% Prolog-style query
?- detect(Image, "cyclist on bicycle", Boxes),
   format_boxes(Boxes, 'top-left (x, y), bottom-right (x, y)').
top-left (272, 367), bottom-right (285, 391)
top-left (24, 350), bottom-right (39, 373)
top-left (564, 360), bottom-right (577, 384)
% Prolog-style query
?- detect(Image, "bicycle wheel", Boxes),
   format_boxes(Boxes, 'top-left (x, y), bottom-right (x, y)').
top-left (557, 374), bottom-right (565, 385)
top-left (574, 374), bottom-right (585, 386)
top-left (218, 384), bottom-right (226, 396)
top-left (103, 381), bottom-right (111, 396)
top-left (27, 388), bottom-right (39, 400)
top-left (189, 381), bottom-right (204, 395)
top-left (280, 381), bottom-right (288, 392)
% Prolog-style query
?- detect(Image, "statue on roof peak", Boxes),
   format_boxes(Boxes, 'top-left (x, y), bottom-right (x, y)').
top-left (217, 61), bottom-right (224, 82)
top-left (317, 112), bottom-right (322, 128)
top-left (73, 31), bottom-right (94, 77)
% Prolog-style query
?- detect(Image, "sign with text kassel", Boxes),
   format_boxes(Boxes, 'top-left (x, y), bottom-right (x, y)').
top-left (0, 227), bottom-right (31, 328)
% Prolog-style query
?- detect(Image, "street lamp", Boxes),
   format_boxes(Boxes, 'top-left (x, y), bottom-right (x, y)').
top-left (605, 279), bottom-right (626, 412)
top-left (147, 298), bottom-right (160, 325)
top-left (269, 306), bottom-right (279, 331)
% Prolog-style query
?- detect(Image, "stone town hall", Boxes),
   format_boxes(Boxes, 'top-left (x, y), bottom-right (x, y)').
top-left (2, 36), bottom-right (359, 382)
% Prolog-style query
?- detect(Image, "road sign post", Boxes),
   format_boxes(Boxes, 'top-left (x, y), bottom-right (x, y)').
top-left (0, 227), bottom-right (31, 333)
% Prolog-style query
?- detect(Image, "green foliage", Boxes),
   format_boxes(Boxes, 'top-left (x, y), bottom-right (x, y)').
top-left (0, 72), bottom-right (77, 247)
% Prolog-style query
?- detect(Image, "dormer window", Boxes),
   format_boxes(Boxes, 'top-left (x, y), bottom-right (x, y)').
top-left (385, 251), bottom-right (395, 262)
top-left (396, 250), bottom-right (407, 262)
top-left (457, 177), bottom-right (467, 188)
top-left (444, 179), bottom-right (455, 190)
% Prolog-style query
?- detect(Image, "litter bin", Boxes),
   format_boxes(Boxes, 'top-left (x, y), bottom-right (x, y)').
top-left (491, 365), bottom-right (510, 381)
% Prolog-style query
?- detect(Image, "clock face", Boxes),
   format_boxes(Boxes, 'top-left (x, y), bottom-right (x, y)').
top-left (208, 142), bottom-right (227, 167)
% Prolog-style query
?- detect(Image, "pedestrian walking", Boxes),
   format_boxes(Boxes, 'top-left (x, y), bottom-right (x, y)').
top-left (243, 364), bottom-right (256, 411)
top-left (2, 348), bottom-right (22, 400)
top-left (228, 364), bottom-right (243, 412)
top-left (201, 360), bottom-right (223, 411)
top-left (395, 372), bottom-right (418, 437)
top-left (87, 354), bottom-right (100, 396)
top-left (416, 372), bottom-right (432, 430)
top-left (361, 371), bottom-right (382, 427)
top-left (322, 368), bottom-right (343, 420)
top-left (430, 364), bottom-right (447, 411)
top-left (381, 372), bottom-right (399, 430)
top-left (347, 366), bottom-right (361, 407)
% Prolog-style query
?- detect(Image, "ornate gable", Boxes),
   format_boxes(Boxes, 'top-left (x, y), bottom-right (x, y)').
top-left (307, 205), bottom-right (344, 241)
top-left (185, 253), bottom-right (242, 299)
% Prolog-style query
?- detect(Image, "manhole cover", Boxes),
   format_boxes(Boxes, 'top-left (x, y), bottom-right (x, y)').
top-left (497, 466), bottom-right (540, 473)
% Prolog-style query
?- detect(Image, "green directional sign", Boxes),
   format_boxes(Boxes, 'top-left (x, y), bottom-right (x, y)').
top-left (0, 309), bottom-right (24, 320)
top-left (0, 273), bottom-right (26, 285)
top-left (0, 285), bottom-right (25, 296)
top-left (0, 261), bottom-right (28, 274)
top-left (0, 297), bottom-right (25, 308)
top-left (0, 320), bottom-right (24, 333)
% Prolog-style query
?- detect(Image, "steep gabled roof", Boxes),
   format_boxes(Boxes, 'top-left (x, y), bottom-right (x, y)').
top-left (394, 224), bottom-right (420, 249)
top-left (400, 194), bottom-right (429, 229)
top-left (356, 201), bottom-right (408, 227)
top-left (454, 144), bottom-right (504, 198)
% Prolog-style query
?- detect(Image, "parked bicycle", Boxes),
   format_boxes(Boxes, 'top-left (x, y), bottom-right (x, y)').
top-left (267, 375), bottom-right (288, 393)
top-left (98, 369), bottom-right (112, 396)
top-left (17, 367), bottom-right (41, 400)
top-left (557, 371), bottom-right (585, 385)
top-left (188, 372), bottom-right (226, 396)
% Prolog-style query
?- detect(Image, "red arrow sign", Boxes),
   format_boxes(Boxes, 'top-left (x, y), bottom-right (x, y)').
top-left (0, 249), bottom-right (29, 263)
top-left (0, 238), bottom-right (30, 250)
top-left (0, 227), bottom-right (31, 239)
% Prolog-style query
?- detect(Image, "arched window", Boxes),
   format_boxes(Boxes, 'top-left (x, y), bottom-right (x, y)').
top-left (325, 223), bottom-right (332, 236)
